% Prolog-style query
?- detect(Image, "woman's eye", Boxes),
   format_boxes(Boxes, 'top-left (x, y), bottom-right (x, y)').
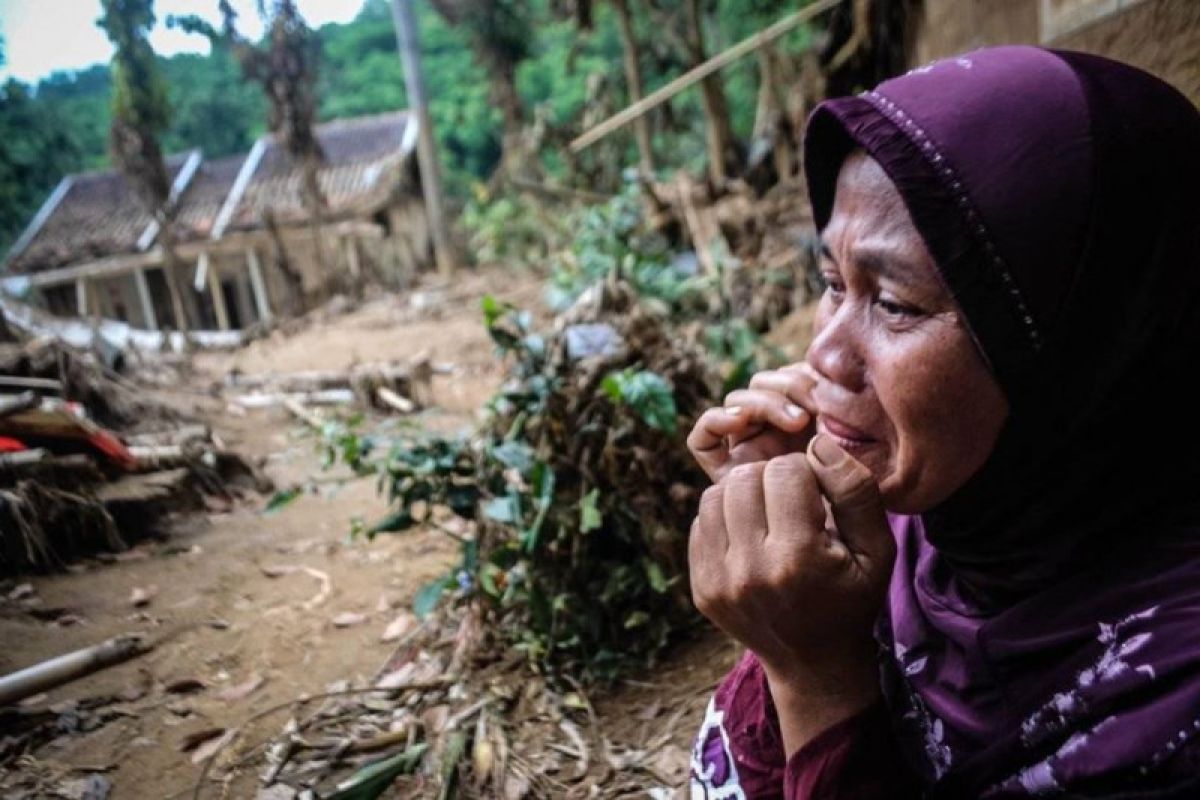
top-left (876, 297), bottom-right (921, 318)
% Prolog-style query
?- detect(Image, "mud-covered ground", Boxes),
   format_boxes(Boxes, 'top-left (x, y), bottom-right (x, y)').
top-left (0, 268), bottom-right (740, 798)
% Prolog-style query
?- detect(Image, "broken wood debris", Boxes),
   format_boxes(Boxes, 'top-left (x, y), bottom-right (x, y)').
top-left (1, 335), bottom-right (270, 576)
top-left (226, 356), bottom-right (432, 417)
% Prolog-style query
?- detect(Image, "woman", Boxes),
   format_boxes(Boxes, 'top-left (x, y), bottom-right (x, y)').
top-left (687, 46), bottom-right (1200, 798)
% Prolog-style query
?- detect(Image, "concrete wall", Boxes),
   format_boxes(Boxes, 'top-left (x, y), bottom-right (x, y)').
top-left (910, 0), bottom-right (1199, 106)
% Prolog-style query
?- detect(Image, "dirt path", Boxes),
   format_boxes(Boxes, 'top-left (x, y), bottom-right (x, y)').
top-left (1, 268), bottom-right (737, 798)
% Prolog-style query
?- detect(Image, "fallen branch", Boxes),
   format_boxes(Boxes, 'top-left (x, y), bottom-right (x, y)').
top-left (236, 389), bottom-right (356, 410)
top-left (282, 398), bottom-right (325, 430)
top-left (188, 682), bottom-right (452, 800)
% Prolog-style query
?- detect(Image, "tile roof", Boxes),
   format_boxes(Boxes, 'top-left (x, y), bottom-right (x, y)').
top-left (5, 152), bottom-right (196, 275)
top-left (216, 110), bottom-right (416, 235)
top-left (172, 153), bottom-right (247, 243)
top-left (3, 110), bottom-right (416, 276)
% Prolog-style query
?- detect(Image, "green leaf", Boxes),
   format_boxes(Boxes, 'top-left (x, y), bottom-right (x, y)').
top-left (481, 294), bottom-right (507, 327)
top-left (264, 486), bottom-right (301, 514)
top-left (445, 483), bottom-right (480, 518)
top-left (600, 372), bottom-right (622, 403)
top-left (603, 369), bottom-right (678, 435)
top-left (522, 462), bottom-right (556, 553)
top-left (579, 488), bottom-right (602, 533)
top-left (624, 611), bottom-right (650, 629)
top-left (413, 577), bottom-right (448, 619)
top-left (438, 731), bottom-right (468, 800)
top-left (326, 743), bottom-right (428, 800)
top-left (365, 508), bottom-right (416, 538)
top-left (643, 558), bottom-right (670, 593)
top-left (479, 563), bottom-right (501, 598)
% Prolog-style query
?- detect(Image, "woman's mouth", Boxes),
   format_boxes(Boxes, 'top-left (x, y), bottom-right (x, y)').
top-left (817, 415), bottom-right (878, 453)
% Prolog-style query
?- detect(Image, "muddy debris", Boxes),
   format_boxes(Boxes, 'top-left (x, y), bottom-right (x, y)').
top-left (1, 336), bottom-right (271, 576)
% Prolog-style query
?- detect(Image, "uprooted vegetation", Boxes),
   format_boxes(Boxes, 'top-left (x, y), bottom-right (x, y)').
top-left (199, 177), bottom-right (822, 797)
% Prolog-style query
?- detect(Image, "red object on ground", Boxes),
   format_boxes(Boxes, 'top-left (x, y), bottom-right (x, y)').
top-left (0, 436), bottom-right (27, 452)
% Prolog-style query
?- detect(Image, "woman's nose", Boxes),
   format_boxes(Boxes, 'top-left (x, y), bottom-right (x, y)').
top-left (806, 302), bottom-right (866, 393)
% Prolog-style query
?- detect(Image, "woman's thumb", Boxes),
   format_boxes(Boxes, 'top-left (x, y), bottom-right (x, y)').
top-left (805, 434), bottom-right (895, 567)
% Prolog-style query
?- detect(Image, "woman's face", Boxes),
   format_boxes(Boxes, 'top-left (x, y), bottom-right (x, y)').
top-left (807, 151), bottom-right (1009, 513)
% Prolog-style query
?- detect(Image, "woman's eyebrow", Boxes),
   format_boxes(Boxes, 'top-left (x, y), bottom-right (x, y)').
top-left (819, 238), bottom-right (925, 289)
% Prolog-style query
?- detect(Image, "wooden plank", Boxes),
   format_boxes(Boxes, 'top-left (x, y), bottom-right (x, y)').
top-left (206, 257), bottom-right (231, 331)
top-left (212, 137), bottom-right (268, 241)
top-left (246, 248), bottom-right (273, 323)
top-left (344, 234), bottom-right (362, 279)
top-left (75, 279), bottom-right (87, 317)
top-left (23, 221), bottom-right (390, 291)
top-left (569, 0), bottom-right (841, 153)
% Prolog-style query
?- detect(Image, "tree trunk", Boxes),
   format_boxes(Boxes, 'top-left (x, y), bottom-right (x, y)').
top-left (612, 0), bottom-right (655, 177)
top-left (156, 216), bottom-right (191, 338)
top-left (301, 154), bottom-right (333, 300)
top-left (491, 64), bottom-right (526, 179)
top-left (683, 0), bottom-right (737, 185)
top-left (263, 210), bottom-right (306, 316)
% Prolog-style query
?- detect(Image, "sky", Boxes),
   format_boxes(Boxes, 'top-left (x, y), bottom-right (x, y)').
top-left (0, 0), bottom-right (366, 84)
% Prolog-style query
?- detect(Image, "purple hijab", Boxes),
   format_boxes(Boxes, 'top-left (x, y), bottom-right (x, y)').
top-left (804, 47), bottom-right (1200, 796)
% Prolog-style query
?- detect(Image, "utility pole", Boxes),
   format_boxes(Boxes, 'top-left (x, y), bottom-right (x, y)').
top-left (391, 0), bottom-right (455, 275)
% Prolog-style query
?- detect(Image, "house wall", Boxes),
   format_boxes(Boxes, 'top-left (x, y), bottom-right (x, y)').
top-left (910, 0), bottom-right (1199, 106)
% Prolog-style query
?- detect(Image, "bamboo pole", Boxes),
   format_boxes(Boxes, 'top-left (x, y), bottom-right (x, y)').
top-left (246, 248), bottom-right (273, 324)
top-left (0, 634), bottom-right (150, 707)
top-left (569, 0), bottom-right (841, 153)
top-left (207, 259), bottom-right (231, 331)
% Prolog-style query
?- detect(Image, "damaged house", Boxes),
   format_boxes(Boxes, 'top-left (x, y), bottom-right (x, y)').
top-left (1, 110), bottom-right (430, 332)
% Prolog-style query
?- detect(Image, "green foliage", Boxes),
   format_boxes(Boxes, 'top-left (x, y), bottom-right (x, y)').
top-left (0, 81), bottom-right (83, 255)
top-left (324, 292), bottom-right (718, 681)
top-left (2, 0), bottom-right (825, 256)
top-left (325, 743), bottom-right (428, 800)
top-left (601, 369), bottom-right (678, 435)
top-left (460, 186), bottom-right (568, 267)
top-left (98, 0), bottom-right (173, 208)
top-left (97, 0), bottom-right (170, 136)
top-left (544, 185), bottom-right (708, 313)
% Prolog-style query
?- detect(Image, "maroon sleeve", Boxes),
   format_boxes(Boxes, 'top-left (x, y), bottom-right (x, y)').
top-left (784, 699), bottom-right (922, 800)
top-left (691, 650), bottom-right (786, 799)
top-left (691, 651), bottom-right (921, 800)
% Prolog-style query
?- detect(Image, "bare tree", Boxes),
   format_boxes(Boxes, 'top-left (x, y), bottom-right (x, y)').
top-left (175, 0), bottom-right (326, 308)
top-left (98, 0), bottom-right (191, 334)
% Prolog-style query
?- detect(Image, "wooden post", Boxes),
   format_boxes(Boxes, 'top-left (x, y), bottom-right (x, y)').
top-left (391, 0), bottom-right (455, 275)
top-left (75, 279), bottom-right (88, 317)
top-left (206, 258), bottom-right (231, 331)
top-left (612, 0), bottom-right (655, 177)
top-left (246, 248), bottom-right (273, 323)
top-left (344, 235), bottom-right (362, 280)
top-left (134, 267), bottom-right (158, 330)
